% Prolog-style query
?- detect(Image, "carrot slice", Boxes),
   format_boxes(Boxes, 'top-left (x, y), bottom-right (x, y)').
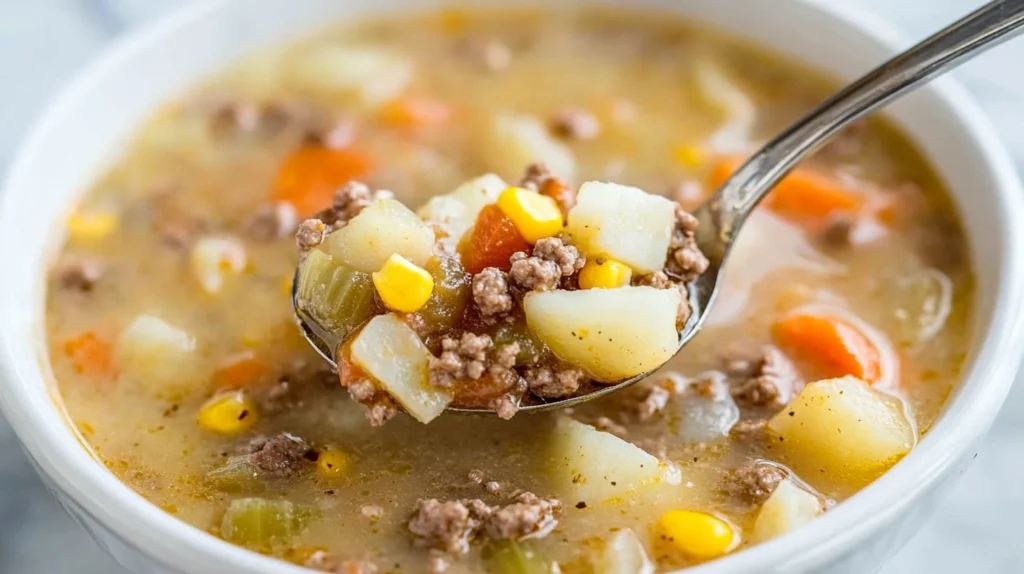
top-left (539, 177), bottom-right (576, 218)
top-left (63, 332), bottom-right (114, 379)
top-left (710, 157), bottom-right (864, 220)
top-left (459, 204), bottom-right (530, 274)
top-left (213, 351), bottom-right (267, 389)
top-left (272, 146), bottom-right (373, 216)
top-left (773, 313), bottom-right (882, 383)
top-left (381, 97), bottom-right (452, 128)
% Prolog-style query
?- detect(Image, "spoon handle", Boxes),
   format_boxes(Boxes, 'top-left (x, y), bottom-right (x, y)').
top-left (700, 0), bottom-right (1024, 262)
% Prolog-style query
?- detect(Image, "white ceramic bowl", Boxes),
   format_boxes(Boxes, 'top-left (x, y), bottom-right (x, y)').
top-left (2, 1), bottom-right (1022, 573)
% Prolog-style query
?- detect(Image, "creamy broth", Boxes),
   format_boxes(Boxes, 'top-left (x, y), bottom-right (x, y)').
top-left (47, 8), bottom-right (971, 573)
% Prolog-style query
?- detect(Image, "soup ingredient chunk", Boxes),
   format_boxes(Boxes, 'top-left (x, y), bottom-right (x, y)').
top-left (321, 198), bottom-right (435, 272)
top-left (656, 509), bottom-right (737, 560)
top-left (408, 493), bottom-right (561, 555)
top-left (483, 540), bottom-right (553, 574)
top-left (485, 113), bottom-right (576, 181)
top-left (593, 528), bottom-right (655, 574)
top-left (751, 478), bottom-right (824, 543)
top-left (773, 313), bottom-right (883, 383)
top-left (767, 376), bottom-right (914, 491)
top-left (220, 497), bottom-right (310, 552)
top-left (418, 173), bottom-right (508, 244)
top-left (198, 390), bottom-right (259, 434)
top-left (115, 315), bottom-right (200, 391)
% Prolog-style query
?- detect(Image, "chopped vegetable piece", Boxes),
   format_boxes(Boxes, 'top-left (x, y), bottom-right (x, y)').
top-left (483, 541), bottom-right (551, 574)
top-left (459, 204), bottom-right (530, 274)
top-left (68, 209), bottom-right (118, 242)
top-left (372, 254), bottom-right (435, 313)
top-left (565, 182), bottom-right (676, 274)
top-left (418, 174), bottom-right (508, 245)
top-left (296, 249), bottom-right (378, 339)
top-left (381, 96), bottom-right (451, 128)
top-left (220, 498), bottom-right (309, 552)
top-left (768, 377), bottom-right (914, 491)
top-left (206, 455), bottom-right (261, 491)
top-left (321, 198), bottom-right (435, 272)
top-left (485, 113), bottom-right (576, 181)
top-left (657, 510), bottom-right (736, 560)
top-left (773, 313), bottom-right (882, 383)
top-left (198, 390), bottom-right (259, 435)
top-left (349, 314), bottom-right (452, 423)
top-left (524, 287), bottom-right (680, 382)
top-left (496, 186), bottom-right (564, 244)
top-left (491, 323), bottom-right (547, 366)
top-left (751, 479), bottom-right (823, 543)
top-left (415, 254), bottom-right (472, 334)
top-left (578, 258), bottom-right (632, 290)
top-left (272, 146), bottom-right (373, 216)
top-left (710, 158), bottom-right (863, 220)
top-left (595, 528), bottom-right (655, 574)
top-left (115, 315), bottom-right (200, 390)
top-left (316, 448), bottom-right (349, 478)
top-left (190, 236), bottom-right (247, 295)
top-left (290, 46), bottom-right (413, 106)
top-left (212, 351), bottom-right (267, 389)
top-left (63, 331), bottom-right (114, 379)
top-left (673, 145), bottom-right (707, 169)
top-left (538, 178), bottom-right (576, 217)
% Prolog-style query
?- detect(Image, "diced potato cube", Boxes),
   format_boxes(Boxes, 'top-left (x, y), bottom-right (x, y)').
top-left (321, 199), bottom-right (435, 273)
top-left (767, 377), bottom-right (915, 491)
top-left (549, 419), bottom-right (680, 504)
top-left (349, 314), bottom-right (452, 423)
top-left (594, 528), bottom-right (655, 574)
top-left (565, 182), bottom-right (676, 274)
top-left (115, 315), bottom-right (201, 392)
top-left (417, 174), bottom-right (507, 244)
top-left (751, 478), bottom-right (823, 543)
top-left (290, 46), bottom-right (413, 107)
top-left (483, 113), bottom-right (576, 182)
top-left (524, 287), bottom-right (680, 382)
top-left (190, 236), bottom-right (247, 295)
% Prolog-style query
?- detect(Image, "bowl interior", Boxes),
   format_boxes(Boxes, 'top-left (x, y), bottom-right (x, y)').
top-left (1, 1), bottom-right (1022, 572)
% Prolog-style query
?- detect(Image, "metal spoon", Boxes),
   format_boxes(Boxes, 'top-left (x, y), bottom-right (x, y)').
top-left (295, 0), bottom-right (1024, 414)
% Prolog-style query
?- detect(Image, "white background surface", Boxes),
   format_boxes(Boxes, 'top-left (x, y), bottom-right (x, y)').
top-left (2, 1), bottom-right (1023, 572)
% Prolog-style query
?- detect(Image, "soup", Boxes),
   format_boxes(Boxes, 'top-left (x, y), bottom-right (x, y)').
top-left (47, 7), bottom-right (972, 573)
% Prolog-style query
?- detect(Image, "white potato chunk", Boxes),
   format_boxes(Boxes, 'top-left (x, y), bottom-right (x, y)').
top-left (594, 528), bottom-right (655, 574)
top-left (417, 173), bottom-right (507, 244)
top-left (290, 46), bottom-right (413, 106)
top-left (321, 199), bottom-right (435, 273)
top-left (190, 236), bottom-right (247, 295)
top-left (751, 479), bottom-right (824, 543)
top-left (483, 113), bottom-right (576, 181)
top-left (565, 182), bottom-right (676, 274)
top-left (768, 377), bottom-right (915, 490)
top-left (524, 287), bottom-right (680, 382)
top-left (349, 314), bottom-right (452, 424)
top-left (115, 315), bottom-right (201, 393)
top-left (550, 419), bottom-right (680, 505)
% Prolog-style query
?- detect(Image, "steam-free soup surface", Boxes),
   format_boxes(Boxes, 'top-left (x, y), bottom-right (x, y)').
top-left (47, 8), bottom-right (972, 573)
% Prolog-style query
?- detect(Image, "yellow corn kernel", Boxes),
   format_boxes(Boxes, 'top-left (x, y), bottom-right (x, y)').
top-left (197, 390), bottom-right (258, 435)
top-left (657, 510), bottom-right (736, 560)
top-left (496, 186), bottom-right (564, 244)
top-left (673, 145), bottom-right (707, 169)
top-left (317, 448), bottom-right (349, 478)
top-left (372, 254), bottom-right (434, 313)
top-left (578, 258), bottom-right (633, 289)
top-left (68, 209), bottom-right (118, 242)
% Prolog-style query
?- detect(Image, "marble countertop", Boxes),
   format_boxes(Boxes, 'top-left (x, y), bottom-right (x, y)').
top-left (3, 1), bottom-right (1024, 572)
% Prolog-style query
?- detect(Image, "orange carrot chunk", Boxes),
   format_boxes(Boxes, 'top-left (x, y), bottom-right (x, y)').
top-left (63, 332), bottom-right (114, 379)
top-left (710, 157), bottom-right (864, 220)
top-left (381, 97), bottom-right (452, 128)
top-left (459, 204), bottom-right (530, 274)
top-left (213, 350), bottom-right (267, 389)
top-left (773, 314), bottom-right (882, 383)
top-left (272, 146), bottom-right (373, 217)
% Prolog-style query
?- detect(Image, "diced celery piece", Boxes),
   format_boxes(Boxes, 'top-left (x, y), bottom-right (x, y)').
top-left (415, 253), bottom-right (471, 334)
top-left (483, 541), bottom-right (552, 574)
top-left (491, 323), bottom-right (548, 366)
top-left (296, 249), bottom-right (378, 339)
top-left (206, 455), bottom-right (263, 492)
top-left (220, 498), bottom-right (309, 552)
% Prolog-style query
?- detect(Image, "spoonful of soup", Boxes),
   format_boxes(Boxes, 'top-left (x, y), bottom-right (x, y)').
top-left (293, 0), bottom-right (1024, 424)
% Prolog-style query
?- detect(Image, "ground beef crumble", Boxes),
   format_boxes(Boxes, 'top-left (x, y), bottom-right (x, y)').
top-left (408, 492), bottom-right (561, 555)
top-left (239, 433), bottom-right (313, 478)
top-left (721, 462), bottom-right (787, 507)
top-left (472, 268), bottom-right (513, 317)
top-left (522, 366), bottom-right (587, 399)
top-left (666, 204), bottom-right (709, 282)
top-left (726, 346), bottom-right (802, 410)
top-left (428, 333), bottom-right (519, 390)
top-left (509, 237), bottom-right (585, 291)
top-left (296, 219), bottom-right (327, 253)
top-left (345, 378), bottom-right (399, 427)
top-left (247, 201), bottom-right (298, 240)
top-left (549, 108), bottom-right (601, 141)
top-left (58, 259), bottom-right (104, 291)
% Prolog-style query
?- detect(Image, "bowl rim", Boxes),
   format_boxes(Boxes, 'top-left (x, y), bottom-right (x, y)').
top-left (1, 0), bottom-right (1023, 573)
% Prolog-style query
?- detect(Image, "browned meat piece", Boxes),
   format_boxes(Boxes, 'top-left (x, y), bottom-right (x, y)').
top-left (522, 366), bottom-right (586, 399)
top-left (730, 418), bottom-right (769, 438)
top-left (518, 163), bottom-right (576, 215)
top-left (509, 237), bottom-right (585, 291)
top-left (408, 499), bottom-right (494, 554)
top-left (347, 378), bottom-right (378, 403)
top-left (296, 219), bottom-right (326, 252)
top-left (365, 397), bottom-right (398, 427)
top-left (307, 181), bottom-right (390, 232)
top-left (428, 333), bottom-right (519, 389)
top-left (519, 163), bottom-right (555, 192)
top-left (819, 212), bottom-right (856, 249)
top-left (549, 108), bottom-right (601, 141)
top-left (483, 492), bottom-right (561, 540)
top-left (240, 433), bottom-right (312, 478)
top-left (636, 385), bottom-right (672, 420)
top-left (721, 463), bottom-right (787, 507)
top-left (634, 270), bottom-right (673, 289)
top-left (472, 268), bottom-right (513, 317)
top-left (58, 259), bottom-right (104, 291)
top-left (247, 201), bottom-right (298, 240)
top-left (666, 204), bottom-right (709, 282)
top-left (729, 346), bottom-right (802, 410)
top-left (490, 394), bottom-right (519, 420)
top-left (592, 416), bottom-right (628, 437)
